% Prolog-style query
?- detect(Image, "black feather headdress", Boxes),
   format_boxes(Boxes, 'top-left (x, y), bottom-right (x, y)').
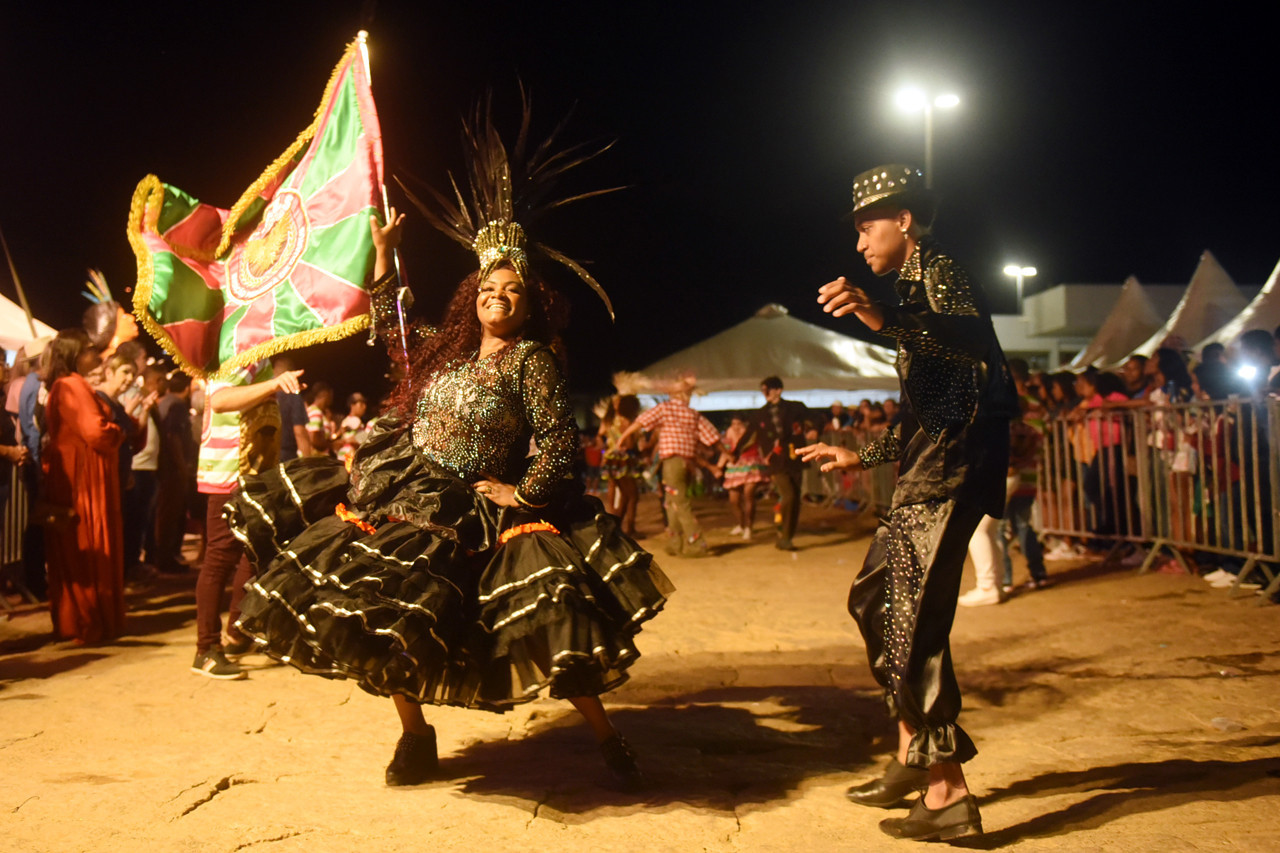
top-left (395, 88), bottom-right (623, 320)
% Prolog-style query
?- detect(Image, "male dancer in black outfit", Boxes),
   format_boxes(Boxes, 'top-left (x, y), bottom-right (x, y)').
top-left (800, 164), bottom-right (1014, 841)
top-left (755, 375), bottom-right (807, 550)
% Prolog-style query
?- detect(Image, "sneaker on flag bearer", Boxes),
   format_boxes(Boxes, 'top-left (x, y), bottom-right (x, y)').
top-left (126, 32), bottom-right (400, 679)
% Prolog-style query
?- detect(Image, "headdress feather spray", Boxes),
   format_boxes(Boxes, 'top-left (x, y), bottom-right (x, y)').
top-left (396, 86), bottom-right (624, 320)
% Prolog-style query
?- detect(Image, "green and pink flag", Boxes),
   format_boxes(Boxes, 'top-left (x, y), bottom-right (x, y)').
top-left (128, 32), bottom-right (385, 379)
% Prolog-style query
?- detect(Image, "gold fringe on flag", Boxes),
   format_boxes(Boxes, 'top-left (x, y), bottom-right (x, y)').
top-left (211, 314), bottom-right (371, 381)
top-left (216, 36), bottom-right (363, 259)
top-left (128, 33), bottom-right (377, 381)
top-left (126, 174), bottom-right (212, 379)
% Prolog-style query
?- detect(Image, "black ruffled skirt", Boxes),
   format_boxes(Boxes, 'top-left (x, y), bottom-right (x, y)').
top-left (225, 422), bottom-right (673, 712)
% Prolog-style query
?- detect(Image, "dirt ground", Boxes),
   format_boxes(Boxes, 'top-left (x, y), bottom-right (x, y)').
top-left (2, 494), bottom-right (1278, 852)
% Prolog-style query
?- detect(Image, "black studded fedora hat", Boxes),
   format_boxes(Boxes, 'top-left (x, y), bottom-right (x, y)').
top-left (848, 164), bottom-right (935, 223)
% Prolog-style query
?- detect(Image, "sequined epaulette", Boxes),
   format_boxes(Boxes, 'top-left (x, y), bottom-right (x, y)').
top-left (924, 253), bottom-right (978, 318)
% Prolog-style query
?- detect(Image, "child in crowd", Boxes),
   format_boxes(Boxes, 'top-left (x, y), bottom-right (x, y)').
top-left (334, 392), bottom-right (368, 466)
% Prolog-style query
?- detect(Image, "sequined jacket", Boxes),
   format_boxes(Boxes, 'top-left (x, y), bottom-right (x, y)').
top-left (858, 237), bottom-right (1015, 515)
top-left (411, 340), bottom-right (577, 507)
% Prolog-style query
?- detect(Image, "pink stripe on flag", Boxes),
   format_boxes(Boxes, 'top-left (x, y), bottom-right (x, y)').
top-left (163, 203), bottom-right (228, 254)
top-left (353, 52), bottom-right (384, 189)
top-left (229, 292), bottom-right (279, 353)
top-left (290, 261), bottom-right (370, 321)
top-left (303, 147), bottom-right (379, 229)
top-left (163, 319), bottom-right (220, 371)
top-left (291, 60), bottom-right (353, 187)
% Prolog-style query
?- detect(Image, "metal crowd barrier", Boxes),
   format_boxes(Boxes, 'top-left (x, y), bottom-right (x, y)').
top-left (1, 466), bottom-right (38, 613)
top-left (1038, 396), bottom-right (1279, 603)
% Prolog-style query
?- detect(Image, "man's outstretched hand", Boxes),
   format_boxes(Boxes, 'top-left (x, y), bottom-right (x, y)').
top-left (797, 442), bottom-right (861, 472)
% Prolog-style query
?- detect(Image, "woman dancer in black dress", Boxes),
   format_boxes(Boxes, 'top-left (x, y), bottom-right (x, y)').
top-left (226, 105), bottom-right (671, 789)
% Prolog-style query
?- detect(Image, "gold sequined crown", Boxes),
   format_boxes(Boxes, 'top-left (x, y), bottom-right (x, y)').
top-left (473, 220), bottom-right (529, 282)
top-left (850, 164), bottom-right (925, 215)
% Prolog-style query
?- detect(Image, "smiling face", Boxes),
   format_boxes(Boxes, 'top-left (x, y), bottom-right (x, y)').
top-left (475, 266), bottom-right (529, 341)
top-left (104, 362), bottom-right (137, 396)
top-left (853, 208), bottom-right (912, 276)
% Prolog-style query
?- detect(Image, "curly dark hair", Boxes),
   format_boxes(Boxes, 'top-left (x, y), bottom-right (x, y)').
top-left (384, 262), bottom-right (570, 417)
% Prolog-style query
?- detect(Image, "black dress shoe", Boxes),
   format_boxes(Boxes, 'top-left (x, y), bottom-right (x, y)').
top-left (385, 729), bottom-right (439, 786)
top-left (600, 733), bottom-right (645, 790)
top-left (879, 794), bottom-right (982, 841)
top-left (846, 757), bottom-right (929, 808)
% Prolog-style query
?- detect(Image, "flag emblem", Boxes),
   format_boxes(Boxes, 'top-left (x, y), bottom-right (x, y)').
top-left (228, 189), bottom-right (310, 303)
top-left (128, 32), bottom-right (385, 379)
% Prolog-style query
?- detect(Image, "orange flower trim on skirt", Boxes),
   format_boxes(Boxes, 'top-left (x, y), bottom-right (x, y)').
top-left (498, 521), bottom-right (561, 545)
top-left (333, 504), bottom-right (555, 546)
top-left (334, 502), bottom-right (377, 535)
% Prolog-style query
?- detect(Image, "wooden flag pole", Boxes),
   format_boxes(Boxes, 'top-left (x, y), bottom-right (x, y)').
top-left (358, 30), bottom-right (414, 390)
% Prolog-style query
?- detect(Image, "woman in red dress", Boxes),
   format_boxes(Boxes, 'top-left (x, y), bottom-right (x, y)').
top-left (42, 329), bottom-right (125, 644)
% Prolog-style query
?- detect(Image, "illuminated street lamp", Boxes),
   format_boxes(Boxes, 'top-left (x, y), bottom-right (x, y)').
top-left (1003, 264), bottom-right (1037, 314)
top-left (894, 88), bottom-right (960, 188)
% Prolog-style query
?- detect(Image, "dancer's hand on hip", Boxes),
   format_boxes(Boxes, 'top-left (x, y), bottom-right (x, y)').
top-left (473, 477), bottom-right (518, 507)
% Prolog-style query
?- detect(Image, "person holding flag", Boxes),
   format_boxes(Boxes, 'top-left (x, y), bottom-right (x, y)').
top-left (212, 89), bottom-right (670, 790)
top-left (128, 33), bottom-right (400, 679)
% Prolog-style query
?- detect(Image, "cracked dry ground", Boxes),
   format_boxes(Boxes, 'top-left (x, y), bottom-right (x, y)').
top-left (2, 496), bottom-right (1279, 852)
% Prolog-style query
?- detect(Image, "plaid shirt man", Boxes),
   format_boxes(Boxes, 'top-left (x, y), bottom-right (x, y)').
top-left (634, 398), bottom-right (720, 460)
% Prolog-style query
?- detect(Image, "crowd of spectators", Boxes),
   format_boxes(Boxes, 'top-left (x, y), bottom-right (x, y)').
top-left (584, 329), bottom-right (1279, 605)
top-left (0, 331), bottom-right (374, 641)
top-left (9, 324), bottom-right (1279, 631)
top-left (1013, 328), bottom-right (1279, 599)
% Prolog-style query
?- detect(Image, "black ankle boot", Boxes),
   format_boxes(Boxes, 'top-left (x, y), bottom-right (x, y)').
top-left (385, 729), bottom-right (438, 786)
top-left (846, 757), bottom-right (929, 808)
top-left (600, 733), bottom-right (644, 790)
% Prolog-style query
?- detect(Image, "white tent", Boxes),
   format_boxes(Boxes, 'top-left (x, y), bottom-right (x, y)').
top-left (1067, 275), bottom-right (1164, 369)
top-left (1192, 257), bottom-right (1280, 354)
top-left (1123, 250), bottom-right (1246, 363)
top-left (0, 292), bottom-right (55, 352)
top-left (634, 304), bottom-right (899, 410)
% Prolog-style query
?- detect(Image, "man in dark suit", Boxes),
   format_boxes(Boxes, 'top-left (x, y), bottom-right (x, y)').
top-left (755, 376), bottom-right (807, 551)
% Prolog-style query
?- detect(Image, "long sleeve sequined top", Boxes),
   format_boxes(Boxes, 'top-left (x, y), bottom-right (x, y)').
top-left (411, 340), bottom-right (576, 506)
top-left (857, 237), bottom-right (1015, 515)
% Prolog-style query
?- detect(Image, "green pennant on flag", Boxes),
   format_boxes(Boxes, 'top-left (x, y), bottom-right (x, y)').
top-left (128, 32), bottom-right (386, 379)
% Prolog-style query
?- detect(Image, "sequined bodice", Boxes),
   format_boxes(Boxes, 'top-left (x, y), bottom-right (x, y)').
top-left (411, 340), bottom-right (576, 505)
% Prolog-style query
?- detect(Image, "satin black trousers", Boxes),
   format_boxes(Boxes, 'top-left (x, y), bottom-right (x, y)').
top-left (848, 499), bottom-right (983, 767)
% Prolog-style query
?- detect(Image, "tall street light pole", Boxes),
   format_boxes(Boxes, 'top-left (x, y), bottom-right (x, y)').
top-left (1003, 264), bottom-right (1037, 314)
top-left (895, 89), bottom-right (960, 189)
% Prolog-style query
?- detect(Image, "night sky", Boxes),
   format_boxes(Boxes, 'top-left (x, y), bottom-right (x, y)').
top-left (3, 1), bottom-right (1276, 401)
